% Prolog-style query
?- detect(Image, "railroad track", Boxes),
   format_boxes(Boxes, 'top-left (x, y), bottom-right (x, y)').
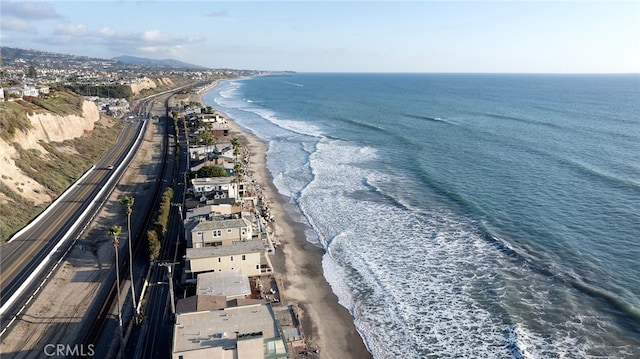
top-left (80, 95), bottom-right (172, 355)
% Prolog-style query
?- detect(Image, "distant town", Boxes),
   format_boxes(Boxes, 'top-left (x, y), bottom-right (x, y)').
top-left (0, 46), bottom-right (274, 109)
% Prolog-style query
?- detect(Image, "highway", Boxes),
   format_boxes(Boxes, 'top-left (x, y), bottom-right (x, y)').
top-left (0, 118), bottom-right (146, 335)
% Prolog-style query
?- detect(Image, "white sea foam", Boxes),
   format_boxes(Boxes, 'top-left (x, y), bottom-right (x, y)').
top-left (295, 137), bottom-right (625, 358)
top-left (284, 81), bottom-right (304, 87)
top-left (244, 107), bottom-right (324, 138)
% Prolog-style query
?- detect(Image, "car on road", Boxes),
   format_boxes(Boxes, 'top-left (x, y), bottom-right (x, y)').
top-left (107, 165), bottom-right (114, 170)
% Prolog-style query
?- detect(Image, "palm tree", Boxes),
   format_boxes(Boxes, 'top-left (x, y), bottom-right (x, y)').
top-left (231, 138), bottom-right (242, 199)
top-left (233, 162), bottom-right (244, 199)
top-left (108, 225), bottom-right (125, 359)
top-left (120, 195), bottom-right (137, 315)
top-left (231, 138), bottom-right (241, 162)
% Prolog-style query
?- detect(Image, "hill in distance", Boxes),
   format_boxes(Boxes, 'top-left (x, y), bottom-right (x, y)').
top-left (112, 55), bottom-right (208, 70)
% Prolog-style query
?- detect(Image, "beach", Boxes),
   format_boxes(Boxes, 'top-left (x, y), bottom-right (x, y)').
top-left (195, 84), bottom-right (372, 358)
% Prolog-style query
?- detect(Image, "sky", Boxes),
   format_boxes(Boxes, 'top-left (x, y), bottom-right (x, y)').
top-left (1, 0), bottom-right (639, 73)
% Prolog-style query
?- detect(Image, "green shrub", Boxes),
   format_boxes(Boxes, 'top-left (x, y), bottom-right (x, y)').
top-left (147, 229), bottom-right (161, 261)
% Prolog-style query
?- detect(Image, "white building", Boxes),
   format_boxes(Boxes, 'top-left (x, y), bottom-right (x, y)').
top-left (172, 303), bottom-right (289, 359)
top-left (190, 177), bottom-right (239, 200)
top-left (7, 84), bottom-right (38, 97)
top-left (184, 239), bottom-right (272, 280)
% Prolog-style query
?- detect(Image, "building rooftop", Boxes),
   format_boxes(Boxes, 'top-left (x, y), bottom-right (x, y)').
top-left (197, 270), bottom-right (251, 298)
top-left (186, 239), bottom-right (265, 259)
top-left (193, 218), bottom-right (251, 231)
top-left (189, 217), bottom-right (252, 232)
top-left (172, 303), bottom-right (288, 358)
top-left (191, 177), bottom-right (234, 186)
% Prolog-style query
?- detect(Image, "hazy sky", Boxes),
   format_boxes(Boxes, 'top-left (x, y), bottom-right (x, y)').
top-left (1, 0), bottom-right (639, 73)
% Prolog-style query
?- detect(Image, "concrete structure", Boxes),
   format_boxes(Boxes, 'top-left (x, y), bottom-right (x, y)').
top-left (196, 270), bottom-right (251, 299)
top-left (172, 303), bottom-right (289, 359)
top-left (186, 217), bottom-right (252, 248)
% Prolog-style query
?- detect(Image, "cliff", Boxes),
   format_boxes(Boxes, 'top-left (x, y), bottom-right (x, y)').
top-left (129, 77), bottom-right (176, 96)
top-left (0, 100), bottom-right (100, 206)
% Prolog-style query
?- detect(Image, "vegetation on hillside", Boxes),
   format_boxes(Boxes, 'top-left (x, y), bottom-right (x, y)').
top-left (12, 120), bottom-right (123, 194)
top-left (66, 84), bottom-right (133, 100)
top-left (0, 101), bottom-right (32, 140)
top-left (0, 185), bottom-right (47, 242)
top-left (29, 89), bottom-right (83, 116)
top-left (0, 119), bottom-right (123, 241)
top-left (0, 88), bottom-right (84, 141)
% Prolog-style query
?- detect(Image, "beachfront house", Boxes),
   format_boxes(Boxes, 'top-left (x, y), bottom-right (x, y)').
top-left (186, 217), bottom-right (253, 248)
top-left (208, 122), bottom-right (231, 139)
top-left (190, 177), bottom-right (239, 200)
top-left (184, 239), bottom-right (273, 280)
top-left (172, 303), bottom-right (289, 359)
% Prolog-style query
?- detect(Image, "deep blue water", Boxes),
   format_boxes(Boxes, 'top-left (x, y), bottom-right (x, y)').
top-left (205, 73), bottom-right (640, 358)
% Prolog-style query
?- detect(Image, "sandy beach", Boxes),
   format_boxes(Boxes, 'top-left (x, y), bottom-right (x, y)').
top-left (196, 84), bottom-right (372, 359)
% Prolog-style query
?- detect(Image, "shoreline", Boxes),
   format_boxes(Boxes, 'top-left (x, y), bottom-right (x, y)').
top-left (195, 80), bottom-right (373, 358)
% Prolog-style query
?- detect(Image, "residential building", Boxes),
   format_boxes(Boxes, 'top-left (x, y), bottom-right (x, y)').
top-left (190, 177), bottom-right (239, 200)
top-left (184, 239), bottom-right (272, 280)
top-left (172, 303), bottom-right (289, 359)
top-left (186, 217), bottom-right (252, 248)
top-left (7, 84), bottom-right (38, 97)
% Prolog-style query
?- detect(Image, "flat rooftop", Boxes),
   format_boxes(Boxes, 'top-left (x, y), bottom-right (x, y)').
top-left (197, 270), bottom-right (251, 298)
top-left (186, 239), bottom-right (264, 259)
top-left (173, 303), bottom-right (287, 357)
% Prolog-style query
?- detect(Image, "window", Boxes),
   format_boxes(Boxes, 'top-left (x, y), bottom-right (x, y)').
top-left (242, 255), bottom-right (246, 261)
top-left (196, 232), bottom-right (202, 236)
top-left (212, 230), bottom-right (221, 237)
top-left (256, 265), bottom-right (260, 270)
top-left (227, 229), bottom-right (233, 233)
top-left (230, 256), bottom-right (234, 261)
top-left (218, 258), bottom-right (221, 262)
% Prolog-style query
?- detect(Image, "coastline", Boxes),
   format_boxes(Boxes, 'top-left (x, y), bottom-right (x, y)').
top-left (195, 80), bottom-right (372, 359)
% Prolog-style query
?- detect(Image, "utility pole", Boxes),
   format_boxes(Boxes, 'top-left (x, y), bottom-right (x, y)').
top-left (157, 261), bottom-right (179, 317)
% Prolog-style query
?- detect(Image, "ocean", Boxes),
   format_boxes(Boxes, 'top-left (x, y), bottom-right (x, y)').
top-left (204, 73), bottom-right (640, 358)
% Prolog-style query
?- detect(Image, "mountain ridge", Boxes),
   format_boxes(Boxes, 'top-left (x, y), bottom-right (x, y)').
top-left (112, 55), bottom-right (208, 69)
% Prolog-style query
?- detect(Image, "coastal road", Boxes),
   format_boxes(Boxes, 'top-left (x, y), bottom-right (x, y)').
top-left (0, 119), bottom-right (146, 335)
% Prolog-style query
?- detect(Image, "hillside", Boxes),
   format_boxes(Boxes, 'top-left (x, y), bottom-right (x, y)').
top-left (112, 55), bottom-right (208, 70)
top-left (0, 90), bottom-right (123, 241)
